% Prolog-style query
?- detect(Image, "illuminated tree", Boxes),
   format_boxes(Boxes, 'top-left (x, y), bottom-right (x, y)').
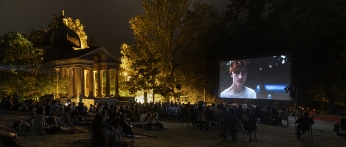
top-left (0, 32), bottom-right (68, 100)
top-left (121, 0), bottom-right (219, 100)
top-left (0, 32), bottom-right (42, 99)
top-left (48, 14), bottom-right (89, 48)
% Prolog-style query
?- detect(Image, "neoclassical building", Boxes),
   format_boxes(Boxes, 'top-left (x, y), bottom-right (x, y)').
top-left (43, 10), bottom-right (121, 106)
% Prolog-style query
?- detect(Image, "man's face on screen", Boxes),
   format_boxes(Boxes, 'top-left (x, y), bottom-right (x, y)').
top-left (232, 68), bottom-right (247, 86)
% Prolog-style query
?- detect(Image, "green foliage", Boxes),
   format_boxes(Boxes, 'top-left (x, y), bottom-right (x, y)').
top-left (26, 29), bottom-right (47, 48)
top-left (0, 32), bottom-right (42, 99)
top-left (0, 32), bottom-right (68, 100)
top-left (268, 0), bottom-right (346, 112)
top-left (220, 0), bottom-right (346, 112)
top-left (0, 32), bottom-right (42, 65)
top-left (121, 0), bottom-right (219, 100)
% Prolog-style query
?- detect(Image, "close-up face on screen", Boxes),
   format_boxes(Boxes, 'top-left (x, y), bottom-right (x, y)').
top-left (218, 55), bottom-right (291, 100)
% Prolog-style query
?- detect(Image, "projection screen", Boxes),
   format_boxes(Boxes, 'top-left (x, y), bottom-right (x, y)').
top-left (218, 55), bottom-right (291, 100)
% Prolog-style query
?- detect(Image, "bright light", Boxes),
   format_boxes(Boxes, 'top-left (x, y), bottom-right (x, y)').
top-left (267, 94), bottom-right (272, 99)
top-left (135, 95), bottom-right (152, 104)
top-left (269, 65), bottom-right (272, 68)
top-left (135, 95), bottom-right (144, 104)
top-left (123, 72), bottom-right (127, 76)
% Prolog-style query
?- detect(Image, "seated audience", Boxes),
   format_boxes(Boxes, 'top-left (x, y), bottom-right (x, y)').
top-left (30, 107), bottom-right (47, 135)
top-left (150, 112), bottom-right (166, 129)
top-left (56, 107), bottom-right (73, 126)
top-left (295, 111), bottom-right (314, 138)
top-left (12, 118), bottom-right (30, 135)
top-left (70, 102), bottom-right (77, 114)
top-left (0, 124), bottom-right (21, 147)
top-left (139, 110), bottom-right (151, 126)
top-left (49, 100), bottom-right (63, 116)
top-left (119, 113), bottom-right (134, 136)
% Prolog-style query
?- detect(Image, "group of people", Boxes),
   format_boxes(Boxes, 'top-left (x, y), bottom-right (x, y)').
top-left (0, 95), bottom-right (17, 111)
top-left (139, 110), bottom-right (167, 130)
top-left (2, 96), bottom-right (346, 146)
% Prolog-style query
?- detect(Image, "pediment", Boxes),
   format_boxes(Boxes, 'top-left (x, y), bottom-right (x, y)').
top-left (77, 46), bottom-right (120, 63)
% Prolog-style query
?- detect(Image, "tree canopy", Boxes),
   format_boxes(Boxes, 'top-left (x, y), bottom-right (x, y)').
top-left (218, 0), bottom-right (346, 112)
top-left (121, 0), bottom-right (220, 102)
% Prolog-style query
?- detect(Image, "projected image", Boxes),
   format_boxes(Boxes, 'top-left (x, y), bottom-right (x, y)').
top-left (219, 55), bottom-right (291, 100)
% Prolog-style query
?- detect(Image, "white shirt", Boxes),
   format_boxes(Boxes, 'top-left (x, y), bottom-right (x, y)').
top-left (220, 86), bottom-right (256, 98)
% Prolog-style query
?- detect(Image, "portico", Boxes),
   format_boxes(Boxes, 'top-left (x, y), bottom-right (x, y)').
top-left (42, 10), bottom-right (121, 106)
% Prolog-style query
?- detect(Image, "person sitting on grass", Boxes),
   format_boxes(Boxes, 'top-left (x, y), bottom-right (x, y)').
top-left (295, 111), bottom-right (314, 138)
top-left (150, 112), bottom-right (167, 130)
top-left (12, 118), bottom-right (30, 135)
top-left (49, 100), bottom-right (63, 116)
top-left (56, 107), bottom-right (73, 126)
top-left (30, 107), bottom-right (48, 135)
top-left (139, 110), bottom-right (150, 127)
top-left (119, 113), bottom-right (134, 137)
top-left (0, 124), bottom-right (21, 147)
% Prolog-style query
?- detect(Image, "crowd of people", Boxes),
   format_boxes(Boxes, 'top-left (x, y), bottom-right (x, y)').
top-left (1, 95), bottom-right (346, 146)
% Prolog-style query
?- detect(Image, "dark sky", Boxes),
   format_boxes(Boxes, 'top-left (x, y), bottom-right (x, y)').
top-left (0, 0), bottom-right (228, 58)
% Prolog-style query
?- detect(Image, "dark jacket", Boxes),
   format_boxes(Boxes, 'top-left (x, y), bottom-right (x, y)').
top-left (223, 114), bottom-right (239, 131)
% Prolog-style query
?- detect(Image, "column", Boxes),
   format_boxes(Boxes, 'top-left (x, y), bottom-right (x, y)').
top-left (80, 67), bottom-right (85, 102)
top-left (89, 68), bottom-right (95, 98)
top-left (97, 69), bottom-right (103, 97)
top-left (105, 69), bottom-right (111, 97)
top-left (74, 68), bottom-right (79, 98)
top-left (55, 68), bottom-right (60, 99)
top-left (68, 68), bottom-right (74, 98)
top-left (63, 67), bottom-right (68, 78)
top-left (114, 69), bottom-right (119, 97)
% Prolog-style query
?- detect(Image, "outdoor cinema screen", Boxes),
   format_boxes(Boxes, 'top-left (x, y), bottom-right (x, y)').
top-left (218, 55), bottom-right (291, 100)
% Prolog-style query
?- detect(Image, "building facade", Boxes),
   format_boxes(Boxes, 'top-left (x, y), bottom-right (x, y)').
top-left (43, 10), bottom-right (121, 106)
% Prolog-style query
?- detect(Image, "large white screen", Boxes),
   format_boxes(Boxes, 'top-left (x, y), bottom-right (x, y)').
top-left (218, 55), bottom-right (291, 100)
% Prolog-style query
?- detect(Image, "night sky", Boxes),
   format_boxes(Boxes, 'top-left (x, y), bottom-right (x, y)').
top-left (0, 0), bottom-right (229, 58)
